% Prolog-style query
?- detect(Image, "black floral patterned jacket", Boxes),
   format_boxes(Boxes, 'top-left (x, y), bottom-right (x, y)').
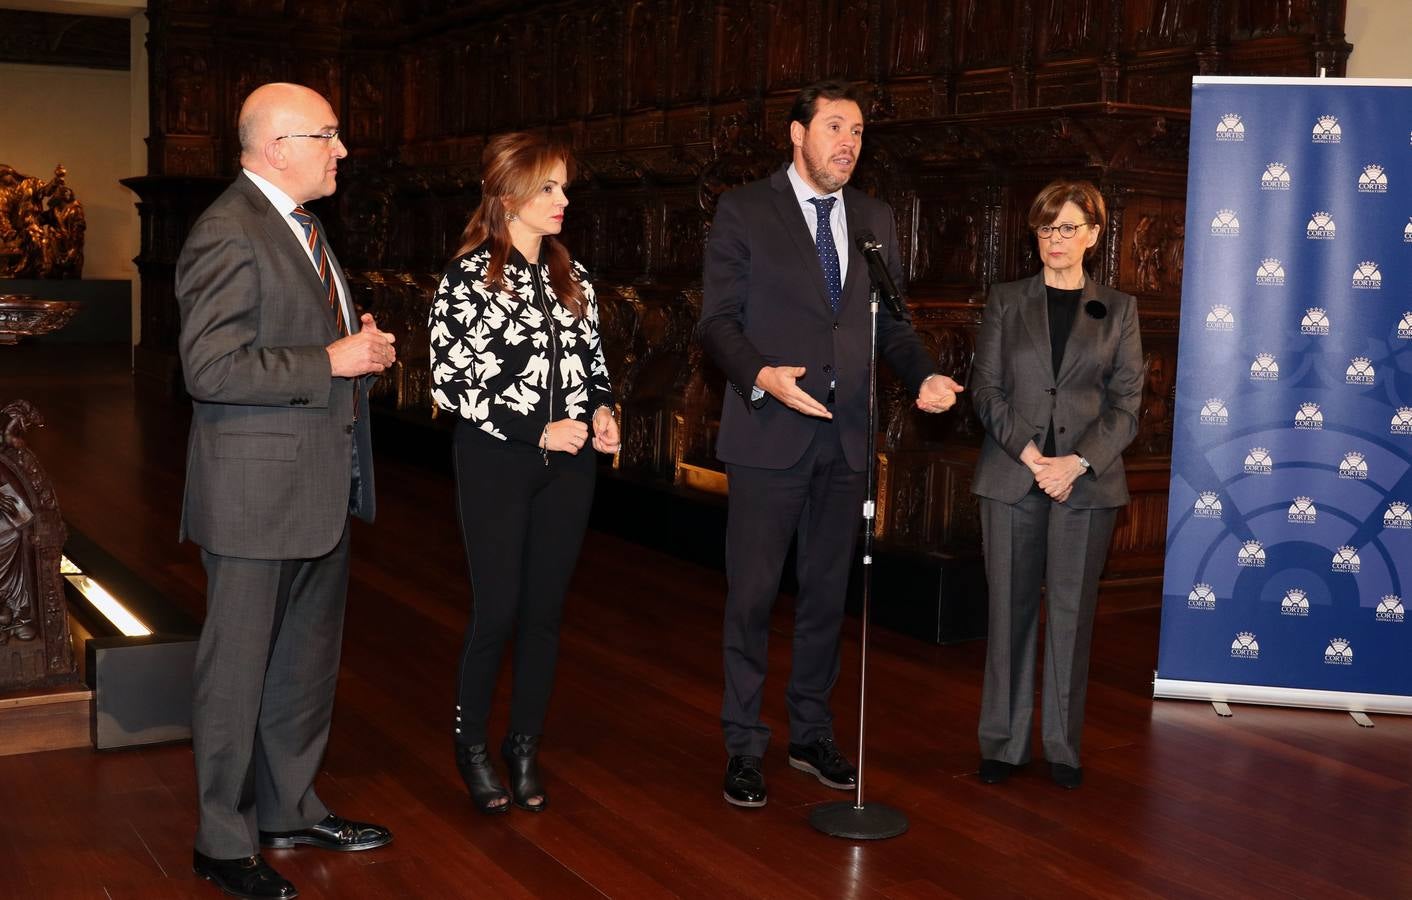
top-left (429, 242), bottom-right (613, 444)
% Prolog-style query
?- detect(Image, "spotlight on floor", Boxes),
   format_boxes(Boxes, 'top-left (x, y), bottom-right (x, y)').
top-left (62, 530), bottom-right (198, 750)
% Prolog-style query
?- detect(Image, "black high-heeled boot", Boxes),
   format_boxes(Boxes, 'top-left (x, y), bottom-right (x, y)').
top-left (500, 732), bottom-right (547, 812)
top-left (455, 743), bottom-right (511, 815)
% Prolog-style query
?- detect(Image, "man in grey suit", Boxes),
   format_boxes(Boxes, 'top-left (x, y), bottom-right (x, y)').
top-left (699, 80), bottom-right (962, 808)
top-left (177, 82), bottom-right (396, 900)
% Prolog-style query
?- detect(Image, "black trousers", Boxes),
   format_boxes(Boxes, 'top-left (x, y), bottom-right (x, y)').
top-left (721, 421), bottom-right (864, 757)
top-left (451, 422), bottom-right (596, 746)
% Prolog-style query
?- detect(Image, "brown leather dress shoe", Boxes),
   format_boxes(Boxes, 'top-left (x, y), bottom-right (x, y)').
top-left (259, 814), bottom-right (392, 852)
top-left (193, 850), bottom-right (298, 899)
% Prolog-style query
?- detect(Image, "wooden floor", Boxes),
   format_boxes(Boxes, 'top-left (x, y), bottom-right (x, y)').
top-left (2, 344), bottom-right (1409, 899)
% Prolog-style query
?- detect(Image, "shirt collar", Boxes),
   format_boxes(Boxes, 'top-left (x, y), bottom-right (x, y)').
top-left (786, 162), bottom-right (844, 207)
top-left (242, 168), bottom-right (300, 217)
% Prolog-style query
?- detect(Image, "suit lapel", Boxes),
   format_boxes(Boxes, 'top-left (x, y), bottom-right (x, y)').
top-left (237, 176), bottom-right (340, 341)
top-left (1019, 271), bottom-right (1051, 367)
top-left (768, 167), bottom-right (834, 314)
top-left (1057, 277), bottom-right (1102, 384)
top-left (268, 203), bottom-right (339, 342)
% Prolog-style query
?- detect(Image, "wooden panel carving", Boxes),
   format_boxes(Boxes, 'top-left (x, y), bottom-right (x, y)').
top-left (554, 13), bottom-right (587, 120)
top-left (713, 0), bottom-right (755, 99)
top-left (1038, 0), bottom-right (1103, 58)
top-left (1130, 0), bottom-right (1203, 49)
top-left (625, 1), bottom-right (660, 110)
top-left (764, 0), bottom-right (809, 88)
top-left (165, 46), bottom-right (215, 137)
top-left (668, 0), bottom-right (707, 103)
top-left (959, 0), bottom-right (1014, 68)
top-left (587, 8), bottom-right (620, 116)
top-left (828, 0), bottom-right (873, 82)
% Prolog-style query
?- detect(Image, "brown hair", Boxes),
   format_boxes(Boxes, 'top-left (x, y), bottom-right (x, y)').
top-left (1027, 179), bottom-right (1106, 259)
top-left (453, 131), bottom-right (585, 317)
top-left (787, 79), bottom-right (862, 129)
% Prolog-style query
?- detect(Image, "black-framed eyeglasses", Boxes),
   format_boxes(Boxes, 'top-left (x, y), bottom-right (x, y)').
top-left (274, 129), bottom-right (341, 144)
top-left (1035, 222), bottom-right (1091, 239)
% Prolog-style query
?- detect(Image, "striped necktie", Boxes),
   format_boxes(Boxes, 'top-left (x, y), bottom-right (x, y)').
top-left (289, 206), bottom-right (348, 337)
top-left (290, 205), bottom-right (361, 421)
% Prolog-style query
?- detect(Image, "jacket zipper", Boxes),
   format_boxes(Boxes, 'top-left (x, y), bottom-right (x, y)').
top-left (530, 261), bottom-right (557, 466)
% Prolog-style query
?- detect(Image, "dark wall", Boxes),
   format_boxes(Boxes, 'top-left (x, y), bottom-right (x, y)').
top-left (129, 0), bottom-right (1350, 602)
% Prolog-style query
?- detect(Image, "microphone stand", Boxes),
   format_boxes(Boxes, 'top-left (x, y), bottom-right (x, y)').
top-left (808, 282), bottom-right (908, 841)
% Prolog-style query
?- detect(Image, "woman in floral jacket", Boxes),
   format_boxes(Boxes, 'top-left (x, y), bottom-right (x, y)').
top-left (429, 131), bottom-right (618, 815)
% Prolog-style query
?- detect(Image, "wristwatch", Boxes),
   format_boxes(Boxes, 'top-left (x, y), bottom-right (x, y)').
top-left (1077, 456), bottom-right (1092, 471)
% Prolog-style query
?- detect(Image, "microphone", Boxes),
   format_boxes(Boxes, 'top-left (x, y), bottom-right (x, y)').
top-left (854, 229), bottom-right (908, 319)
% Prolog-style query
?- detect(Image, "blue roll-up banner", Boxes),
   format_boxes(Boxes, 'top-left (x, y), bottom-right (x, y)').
top-left (1155, 76), bottom-right (1412, 714)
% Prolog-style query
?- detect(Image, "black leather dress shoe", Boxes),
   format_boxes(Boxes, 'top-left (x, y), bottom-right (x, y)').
top-left (978, 758), bottom-right (1016, 784)
top-left (193, 851), bottom-right (298, 899)
top-left (787, 736), bottom-right (857, 790)
top-left (723, 754), bottom-right (767, 807)
top-left (1051, 763), bottom-right (1084, 789)
top-left (259, 814), bottom-right (392, 852)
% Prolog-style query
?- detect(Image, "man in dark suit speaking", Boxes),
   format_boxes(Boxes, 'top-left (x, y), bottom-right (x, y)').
top-left (699, 80), bottom-right (963, 808)
top-left (177, 82), bottom-right (396, 899)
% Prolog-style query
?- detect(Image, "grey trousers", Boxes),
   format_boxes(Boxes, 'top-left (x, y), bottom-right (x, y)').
top-left (192, 522), bottom-right (350, 858)
top-left (977, 492), bottom-right (1117, 768)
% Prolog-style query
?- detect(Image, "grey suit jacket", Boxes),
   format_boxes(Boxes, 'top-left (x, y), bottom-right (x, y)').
top-left (970, 272), bottom-right (1143, 509)
top-left (176, 173), bottom-right (375, 560)
top-left (697, 165), bottom-right (937, 472)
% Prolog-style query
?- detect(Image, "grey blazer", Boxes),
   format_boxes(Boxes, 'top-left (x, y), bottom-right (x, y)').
top-left (176, 173), bottom-right (375, 560)
top-left (970, 271), bottom-right (1143, 509)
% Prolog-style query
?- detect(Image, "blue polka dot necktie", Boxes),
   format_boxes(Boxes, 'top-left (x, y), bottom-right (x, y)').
top-left (808, 197), bottom-right (842, 313)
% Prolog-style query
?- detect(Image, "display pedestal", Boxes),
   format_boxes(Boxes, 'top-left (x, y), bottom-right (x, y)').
top-left (0, 683), bottom-right (92, 757)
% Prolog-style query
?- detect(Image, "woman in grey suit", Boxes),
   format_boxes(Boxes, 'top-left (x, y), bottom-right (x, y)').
top-left (970, 179), bottom-right (1143, 789)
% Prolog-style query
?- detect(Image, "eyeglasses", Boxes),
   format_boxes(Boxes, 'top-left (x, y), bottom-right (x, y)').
top-left (274, 130), bottom-right (341, 144)
top-left (1035, 222), bottom-right (1091, 239)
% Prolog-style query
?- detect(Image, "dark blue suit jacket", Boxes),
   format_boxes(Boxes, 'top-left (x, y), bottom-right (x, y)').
top-left (698, 165), bottom-right (936, 472)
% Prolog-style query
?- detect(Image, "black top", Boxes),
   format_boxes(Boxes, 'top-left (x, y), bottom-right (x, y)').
top-left (1043, 284), bottom-right (1082, 457)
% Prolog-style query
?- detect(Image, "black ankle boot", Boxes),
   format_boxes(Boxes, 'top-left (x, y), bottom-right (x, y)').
top-left (500, 732), bottom-right (547, 812)
top-left (455, 743), bottom-right (510, 815)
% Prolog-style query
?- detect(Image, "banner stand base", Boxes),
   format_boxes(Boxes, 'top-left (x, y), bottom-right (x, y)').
top-left (1154, 674), bottom-right (1412, 716)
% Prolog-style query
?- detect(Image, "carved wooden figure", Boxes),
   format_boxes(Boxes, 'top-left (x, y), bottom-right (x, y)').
top-left (0, 401), bottom-right (76, 692)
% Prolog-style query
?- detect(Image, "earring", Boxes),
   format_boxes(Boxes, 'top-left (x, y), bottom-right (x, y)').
top-left (505, 212), bottom-right (518, 222)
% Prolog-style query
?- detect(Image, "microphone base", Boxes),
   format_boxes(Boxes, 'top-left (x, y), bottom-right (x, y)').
top-left (808, 801), bottom-right (909, 840)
